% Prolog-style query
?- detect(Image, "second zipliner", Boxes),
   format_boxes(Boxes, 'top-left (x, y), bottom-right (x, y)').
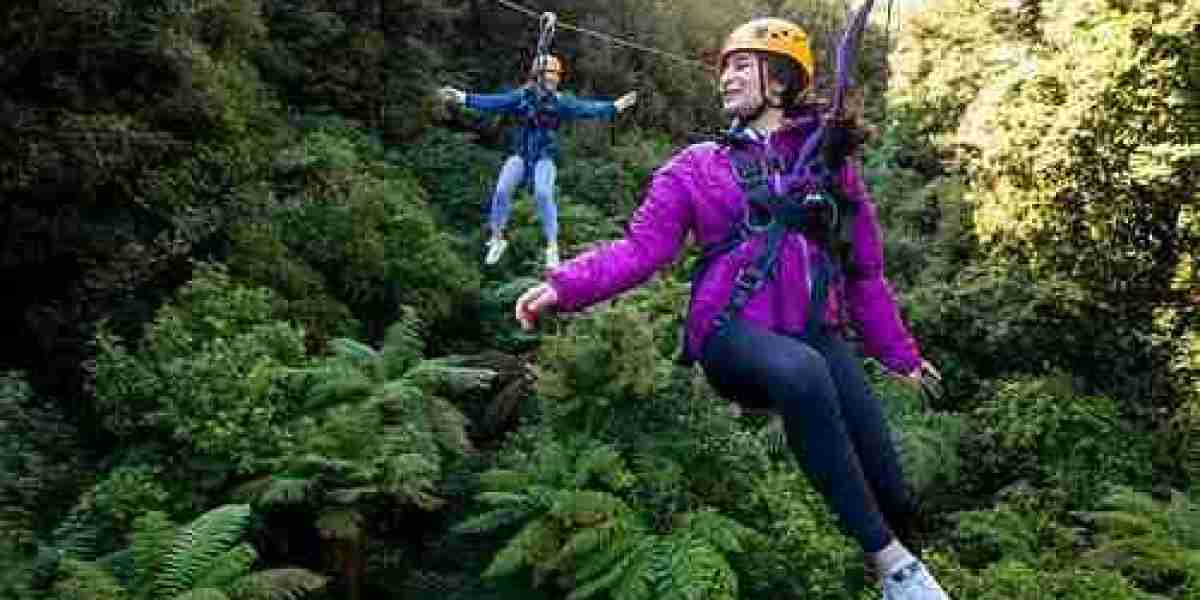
top-left (439, 13), bottom-right (636, 269)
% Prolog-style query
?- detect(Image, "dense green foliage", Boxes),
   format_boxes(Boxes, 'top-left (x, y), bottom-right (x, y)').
top-left (0, 0), bottom-right (1196, 598)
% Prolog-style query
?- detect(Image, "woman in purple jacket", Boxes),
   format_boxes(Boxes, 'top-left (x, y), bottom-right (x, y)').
top-left (513, 17), bottom-right (949, 600)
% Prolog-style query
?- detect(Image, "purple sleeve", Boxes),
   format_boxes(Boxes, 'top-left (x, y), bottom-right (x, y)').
top-left (546, 150), bottom-right (697, 311)
top-left (840, 162), bottom-right (923, 375)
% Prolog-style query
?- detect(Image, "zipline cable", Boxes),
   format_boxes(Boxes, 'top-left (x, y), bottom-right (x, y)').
top-left (495, 0), bottom-right (717, 73)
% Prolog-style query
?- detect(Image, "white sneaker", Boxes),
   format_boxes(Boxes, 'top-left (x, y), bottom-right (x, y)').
top-left (484, 237), bottom-right (508, 265)
top-left (545, 242), bottom-right (560, 268)
top-left (882, 561), bottom-right (950, 600)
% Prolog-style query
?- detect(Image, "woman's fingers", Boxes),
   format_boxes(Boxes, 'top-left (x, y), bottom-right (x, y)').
top-left (514, 284), bottom-right (559, 331)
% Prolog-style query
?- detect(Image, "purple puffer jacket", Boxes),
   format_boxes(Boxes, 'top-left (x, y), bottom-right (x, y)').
top-left (546, 116), bottom-right (923, 375)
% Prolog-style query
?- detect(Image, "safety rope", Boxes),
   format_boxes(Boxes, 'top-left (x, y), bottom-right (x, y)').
top-left (495, 0), bottom-right (716, 73)
top-left (882, 0), bottom-right (895, 123)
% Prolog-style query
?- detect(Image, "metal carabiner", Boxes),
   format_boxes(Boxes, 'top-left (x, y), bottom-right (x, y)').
top-left (537, 12), bottom-right (557, 55)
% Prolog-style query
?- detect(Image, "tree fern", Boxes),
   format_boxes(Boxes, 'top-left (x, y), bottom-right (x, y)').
top-left (230, 569), bottom-right (329, 600)
top-left (130, 511), bottom-right (177, 594)
top-left (52, 558), bottom-right (129, 600)
top-left (381, 308), bottom-right (424, 380)
top-left (50, 505), bottom-right (326, 600)
top-left (261, 477), bottom-right (319, 506)
top-left (457, 437), bottom-right (759, 600)
top-left (1077, 486), bottom-right (1200, 589)
top-left (51, 504), bottom-right (102, 561)
top-left (192, 543), bottom-right (258, 590)
top-left (426, 395), bottom-right (474, 454)
top-left (328, 337), bottom-right (383, 371)
top-left (171, 589), bottom-right (229, 600)
top-left (153, 504), bottom-right (252, 598)
top-left (483, 518), bottom-right (564, 580)
top-left (894, 410), bottom-right (966, 499)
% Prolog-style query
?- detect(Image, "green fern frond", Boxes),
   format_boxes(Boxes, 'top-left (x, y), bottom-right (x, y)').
top-left (288, 454), bottom-right (359, 478)
top-left (154, 504), bottom-right (251, 599)
top-left (227, 477), bottom-right (274, 504)
top-left (1086, 536), bottom-right (1185, 573)
top-left (568, 542), bottom-right (641, 600)
top-left (172, 588), bottom-right (230, 600)
top-left (230, 568), bottom-right (328, 600)
top-left (477, 491), bottom-right (532, 507)
top-left (382, 310), bottom-right (424, 380)
top-left (1168, 490), bottom-right (1200, 548)
top-left (51, 558), bottom-right (129, 600)
top-left (1099, 487), bottom-right (1167, 517)
top-left (193, 543), bottom-right (256, 591)
top-left (576, 534), bottom-right (654, 600)
top-left (679, 510), bottom-right (758, 555)
top-left (558, 523), bottom-right (614, 560)
top-left (663, 537), bottom-right (737, 600)
top-left (895, 411), bottom-right (965, 496)
top-left (328, 338), bottom-right (382, 371)
top-left (573, 516), bottom-right (650, 582)
top-left (94, 548), bottom-right (135, 589)
top-left (52, 507), bottom-right (100, 560)
top-left (426, 396), bottom-right (473, 454)
top-left (567, 563), bottom-right (626, 600)
top-left (452, 505), bottom-right (539, 535)
top-left (478, 469), bottom-right (534, 493)
top-left (549, 490), bottom-right (629, 527)
top-left (326, 486), bottom-right (379, 504)
top-left (130, 510), bottom-right (177, 592)
top-left (404, 362), bottom-right (497, 397)
top-left (1079, 486), bottom-right (1200, 586)
top-left (259, 477), bottom-right (318, 506)
top-left (298, 363), bottom-right (375, 411)
top-left (454, 504), bottom-right (538, 534)
top-left (483, 518), bottom-right (560, 579)
top-left (612, 538), bottom-right (662, 600)
top-left (375, 451), bottom-right (442, 509)
top-left (1082, 511), bottom-right (1157, 537)
top-left (530, 440), bottom-right (576, 485)
top-left (571, 445), bottom-right (627, 490)
top-left (315, 509), bottom-right (363, 541)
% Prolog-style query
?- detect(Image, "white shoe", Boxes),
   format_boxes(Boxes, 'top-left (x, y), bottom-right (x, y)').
top-left (545, 242), bottom-right (560, 268)
top-left (882, 561), bottom-right (950, 600)
top-left (484, 237), bottom-right (508, 265)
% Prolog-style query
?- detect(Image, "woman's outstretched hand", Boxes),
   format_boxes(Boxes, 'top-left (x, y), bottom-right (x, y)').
top-left (515, 283), bottom-right (559, 331)
top-left (900, 360), bottom-right (944, 408)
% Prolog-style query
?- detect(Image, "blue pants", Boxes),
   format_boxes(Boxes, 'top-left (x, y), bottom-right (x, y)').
top-left (700, 319), bottom-right (917, 553)
top-left (488, 155), bottom-right (558, 242)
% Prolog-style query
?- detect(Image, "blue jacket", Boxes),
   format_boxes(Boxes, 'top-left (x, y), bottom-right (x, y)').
top-left (466, 86), bottom-right (618, 168)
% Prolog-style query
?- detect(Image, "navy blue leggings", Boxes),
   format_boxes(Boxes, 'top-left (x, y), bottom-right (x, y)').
top-left (700, 319), bottom-right (916, 553)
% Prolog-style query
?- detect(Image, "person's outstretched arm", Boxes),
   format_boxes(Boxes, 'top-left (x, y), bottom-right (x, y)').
top-left (515, 147), bottom-right (696, 327)
top-left (439, 86), bottom-right (525, 115)
top-left (557, 91), bottom-right (637, 121)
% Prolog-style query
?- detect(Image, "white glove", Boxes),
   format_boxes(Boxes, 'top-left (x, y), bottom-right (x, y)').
top-left (614, 91), bottom-right (637, 112)
top-left (438, 86), bottom-right (466, 106)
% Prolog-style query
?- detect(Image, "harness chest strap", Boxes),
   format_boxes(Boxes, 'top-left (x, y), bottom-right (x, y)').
top-left (708, 138), bottom-right (850, 336)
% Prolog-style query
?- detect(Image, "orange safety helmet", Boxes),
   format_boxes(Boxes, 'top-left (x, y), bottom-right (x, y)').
top-left (719, 18), bottom-right (814, 83)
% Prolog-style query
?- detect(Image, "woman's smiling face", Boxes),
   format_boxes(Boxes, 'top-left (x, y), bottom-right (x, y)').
top-left (720, 51), bottom-right (767, 117)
